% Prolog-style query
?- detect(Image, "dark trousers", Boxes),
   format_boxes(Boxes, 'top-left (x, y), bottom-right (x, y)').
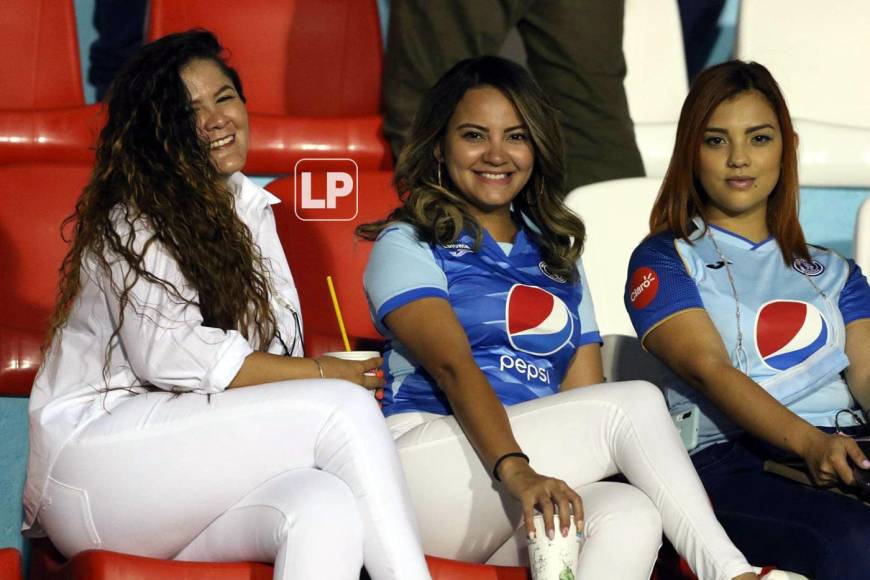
top-left (382, 0), bottom-right (645, 190)
top-left (89, 0), bottom-right (149, 101)
top-left (693, 427), bottom-right (870, 580)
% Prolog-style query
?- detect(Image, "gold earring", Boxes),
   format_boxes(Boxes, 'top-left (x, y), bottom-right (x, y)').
top-left (437, 163), bottom-right (443, 187)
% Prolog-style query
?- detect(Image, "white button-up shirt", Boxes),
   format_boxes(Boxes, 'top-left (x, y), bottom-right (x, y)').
top-left (23, 172), bottom-right (302, 533)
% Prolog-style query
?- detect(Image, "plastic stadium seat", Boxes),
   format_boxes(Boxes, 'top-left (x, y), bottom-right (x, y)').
top-left (564, 177), bottom-right (663, 338)
top-left (0, 0), bottom-right (103, 165)
top-left (623, 0), bottom-right (689, 178)
top-left (0, 548), bottom-right (21, 580)
top-left (736, 0), bottom-right (870, 187)
top-left (856, 197), bottom-right (870, 275)
top-left (148, 0), bottom-right (390, 174)
top-left (29, 537), bottom-right (529, 580)
top-left (0, 164), bottom-right (91, 396)
top-left (1, 0), bottom-right (83, 110)
top-left (266, 170), bottom-right (399, 356)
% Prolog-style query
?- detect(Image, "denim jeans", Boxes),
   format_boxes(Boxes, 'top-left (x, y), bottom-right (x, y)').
top-left (693, 427), bottom-right (870, 580)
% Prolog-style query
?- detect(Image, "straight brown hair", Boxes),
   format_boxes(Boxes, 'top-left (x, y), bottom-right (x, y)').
top-left (650, 60), bottom-right (808, 263)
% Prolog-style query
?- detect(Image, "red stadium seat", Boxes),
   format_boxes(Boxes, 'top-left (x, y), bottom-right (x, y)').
top-left (1, 0), bottom-right (83, 110)
top-left (148, 0), bottom-right (391, 173)
top-left (266, 170), bottom-right (399, 355)
top-left (29, 538), bottom-right (530, 579)
top-left (0, 1), bottom-right (102, 166)
top-left (0, 164), bottom-right (90, 396)
top-left (0, 548), bottom-right (21, 580)
top-left (149, 0), bottom-right (381, 117)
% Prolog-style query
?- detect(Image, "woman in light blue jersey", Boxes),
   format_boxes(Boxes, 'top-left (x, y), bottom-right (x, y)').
top-left (626, 60), bottom-right (870, 580)
top-left (359, 55), bottom-right (761, 580)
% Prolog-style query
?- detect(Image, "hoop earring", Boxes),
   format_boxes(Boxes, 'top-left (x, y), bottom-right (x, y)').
top-left (437, 162), bottom-right (443, 187)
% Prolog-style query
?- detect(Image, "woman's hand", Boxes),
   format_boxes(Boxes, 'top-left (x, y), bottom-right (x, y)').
top-left (316, 356), bottom-right (385, 391)
top-left (498, 457), bottom-right (584, 540)
top-left (800, 430), bottom-right (870, 487)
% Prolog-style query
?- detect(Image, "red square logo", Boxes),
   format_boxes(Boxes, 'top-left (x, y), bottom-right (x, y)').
top-left (293, 158), bottom-right (359, 221)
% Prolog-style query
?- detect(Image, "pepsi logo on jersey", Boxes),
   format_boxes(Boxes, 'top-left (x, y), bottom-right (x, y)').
top-left (629, 267), bottom-right (659, 309)
top-left (505, 284), bottom-right (574, 356)
top-left (755, 300), bottom-right (829, 371)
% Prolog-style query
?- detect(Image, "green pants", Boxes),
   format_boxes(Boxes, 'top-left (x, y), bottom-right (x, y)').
top-left (383, 0), bottom-right (645, 191)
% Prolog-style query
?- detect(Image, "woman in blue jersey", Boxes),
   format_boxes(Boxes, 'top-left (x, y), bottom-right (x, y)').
top-left (625, 60), bottom-right (870, 580)
top-left (359, 56), bottom-right (761, 580)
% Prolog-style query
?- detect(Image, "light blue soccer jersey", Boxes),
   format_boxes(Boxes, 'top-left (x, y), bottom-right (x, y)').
top-left (625, 218), bottom-right (870, 451)
top-left (365, 221), bottom-right (601, 417)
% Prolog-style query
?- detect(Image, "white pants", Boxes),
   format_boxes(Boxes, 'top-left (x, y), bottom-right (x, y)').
top-left (40, 380), bottom-right (431, 580)
top-left (387, 381), bottom-right (753, 580)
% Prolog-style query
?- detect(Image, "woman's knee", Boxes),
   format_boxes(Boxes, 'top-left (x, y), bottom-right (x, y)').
top-left (255, 470), bottom-right (363, 536)
top-left (583, 482), bottom-right (662, 545)
top-left (605, 380), bottom-right (668, 417)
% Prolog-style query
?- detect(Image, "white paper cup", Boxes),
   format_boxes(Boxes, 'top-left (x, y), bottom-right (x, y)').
top-left (528, 513), bottom-right (582, 580)
top-left (323, 351), bottom-right (381, 376)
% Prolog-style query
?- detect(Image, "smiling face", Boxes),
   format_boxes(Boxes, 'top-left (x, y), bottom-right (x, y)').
top-left (438, 86), bottom-right (534, 222)
top-left (698, 90), bottom-right (783, 226)
top-left (180, 58), bottom-right (249, 179)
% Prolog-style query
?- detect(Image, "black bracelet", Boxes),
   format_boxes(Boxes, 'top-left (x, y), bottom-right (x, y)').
top-left (492, 452), bottom-right (530, 482)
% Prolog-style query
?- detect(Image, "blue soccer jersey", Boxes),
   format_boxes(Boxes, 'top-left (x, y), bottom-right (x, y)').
top-left (365, 221), bottom-right (601, 417)
top-left (625, 218), bottom-right (870, 451)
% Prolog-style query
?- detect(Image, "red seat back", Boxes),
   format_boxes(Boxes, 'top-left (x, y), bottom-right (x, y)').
top-left (148, 0), bottom-right (382, 117)
top-left (0, 163), bottom-right (90, 395)
top-left (267, 170), bottom-right (399, 355)
top-left (0, 0), bottom-right (84, 109)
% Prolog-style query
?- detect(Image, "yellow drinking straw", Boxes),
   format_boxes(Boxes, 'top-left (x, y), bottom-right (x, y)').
top-left (326, 276), bottom-right (352, 352)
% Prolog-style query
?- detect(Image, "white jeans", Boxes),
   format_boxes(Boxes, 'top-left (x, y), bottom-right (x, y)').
top-left (39, 380), bottom-right (431, 580)
top-left (387, 381), bottom-right (753, 580)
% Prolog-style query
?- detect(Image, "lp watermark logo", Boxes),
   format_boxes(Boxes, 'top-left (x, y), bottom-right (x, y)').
top-left (293, 158), bottom-right (359, 221)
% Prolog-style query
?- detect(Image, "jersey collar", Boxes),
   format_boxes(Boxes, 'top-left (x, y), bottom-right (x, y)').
top-left (690, 216), bottom-right (775, 252)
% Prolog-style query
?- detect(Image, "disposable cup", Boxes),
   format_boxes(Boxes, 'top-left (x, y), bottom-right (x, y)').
top-left (528, 513), bottom-right (582, 580)
top-left (322, 351), bottom-right (381, 377)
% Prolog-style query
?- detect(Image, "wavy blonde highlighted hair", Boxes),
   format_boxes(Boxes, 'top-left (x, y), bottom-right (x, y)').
top-left (358, 56), bottom-right (586, 282)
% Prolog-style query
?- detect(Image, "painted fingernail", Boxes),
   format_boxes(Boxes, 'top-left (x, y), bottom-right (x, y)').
top-left (561, 527), bottom-right (569, 537)
top-left (375, 389), bottom-right (384, 400)
top-left (528, 530), bottom-right (536, 541)
top-left (547, 529), bottom-right (555, 541)
top-left (862, 459), bottom-right (870, 469)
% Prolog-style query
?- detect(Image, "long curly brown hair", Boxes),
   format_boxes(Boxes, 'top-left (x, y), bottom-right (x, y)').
top-left (46, 30), bottom-right (277, 370)
top-left (357, 56), bottom-right (586, 282)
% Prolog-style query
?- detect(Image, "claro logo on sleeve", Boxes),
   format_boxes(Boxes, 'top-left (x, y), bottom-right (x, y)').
top-left (629, 267), bottom-right (659, 309)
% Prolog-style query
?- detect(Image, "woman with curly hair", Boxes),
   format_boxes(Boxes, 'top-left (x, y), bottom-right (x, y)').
top-left (22, 29), bottom-right (430, 580)
top-left (359, 55), bottom-right (760, 580)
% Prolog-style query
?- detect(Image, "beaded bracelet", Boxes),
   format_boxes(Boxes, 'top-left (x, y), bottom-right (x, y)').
top-left (492, 452), bottom-right (530, 482)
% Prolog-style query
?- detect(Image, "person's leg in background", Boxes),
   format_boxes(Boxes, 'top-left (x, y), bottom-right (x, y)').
top-left (677, 0), bottom-right (727, 81)
top-left (381, 0), bottom-right (531, 159)
top-left (695, 433), bottom-right (870, 580)
top-left (518, 0), bottom-right (645, 189)
top-left (89, 0), bottom-right (149, 101)
top-left (39, 380), bottom-right (430, 580)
